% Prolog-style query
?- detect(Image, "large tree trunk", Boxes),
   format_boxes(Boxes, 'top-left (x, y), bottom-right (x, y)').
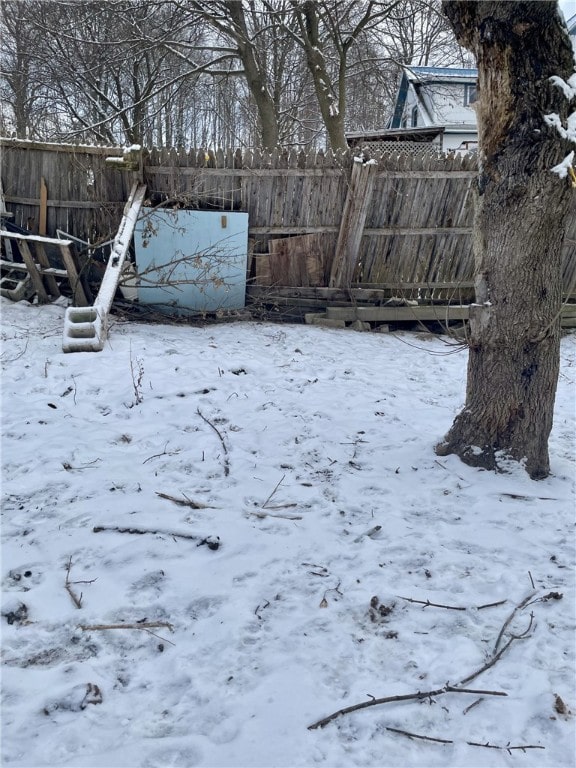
top-left (294, 1), bottom-right (349, 152)
top-left (303, 40), bottom-right (347, 151)
top-left (226, 1), bottom-right (279, 150)
top-left (435, 1), bottom-right (574, 480)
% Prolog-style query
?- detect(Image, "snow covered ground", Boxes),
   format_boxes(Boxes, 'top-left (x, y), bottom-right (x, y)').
top-left (1, 296), bottom-right (575, 768)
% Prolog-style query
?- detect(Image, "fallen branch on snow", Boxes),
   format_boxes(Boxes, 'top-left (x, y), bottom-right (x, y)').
top-left (197, 408), bottom-right (230, 476)
top-left (449, 614), bottom-right (535, 687)
top-left (79, 621), bottom-right (173, 632)
top-left (308, 595), bottom-right (537, 730)
top-left (249, 510), bottom-right (302, 521)
top-left (386, 726), bottom-right (452, 744)
top-left (64, 557), bottom-right (96, 609)
top-left (262, 475), bottom-right (286, 509)
top-left (142, 443), bottom-right (181, 464)
top-left (386, 727), bottom-right (544, 753)
top-left (493, 592), bottom-right (535, 654)
top-left (249, 474), bottom-right (299, 518)
top-left (155, 491), bottom-right (216, 509)
top-left (78, 621), bottom-right (175, 646)
top-left (92, 525), bottom-right (220, 549)
top-left (398, 596), bottom-right (507, 611)
top-left (308, 685), bottom-right (507, 730)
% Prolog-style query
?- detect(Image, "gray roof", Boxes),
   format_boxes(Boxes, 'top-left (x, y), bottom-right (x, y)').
top-left (404, 66), bottom-right (477, 82)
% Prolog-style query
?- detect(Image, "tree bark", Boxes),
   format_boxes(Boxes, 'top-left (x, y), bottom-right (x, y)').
top-left (292, 1), bottom-right (349, 152)
top-left (435, 1), bottom-right (574, 480)
top-left (226, 0), bottom-right (279, 150)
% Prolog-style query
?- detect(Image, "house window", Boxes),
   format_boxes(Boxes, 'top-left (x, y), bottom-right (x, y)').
top-left (464, 84), bottom-right (477, 106)
top-left (411, 105), bottom-right (418, 127)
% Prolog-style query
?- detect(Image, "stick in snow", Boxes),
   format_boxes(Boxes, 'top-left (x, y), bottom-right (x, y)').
top-left (93, 525), bottom-right (220, 549)
top-left (308, 594), bottom-right (537, 729)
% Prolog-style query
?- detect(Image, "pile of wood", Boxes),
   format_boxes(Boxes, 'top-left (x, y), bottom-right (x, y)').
top-left (247, 283), bottom-right (576, 331)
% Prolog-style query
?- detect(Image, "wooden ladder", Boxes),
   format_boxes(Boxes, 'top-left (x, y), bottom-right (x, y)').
top-left (0, 231), bottom-right (90, 305)
top-left (62, 181), bottom-right (146, 353)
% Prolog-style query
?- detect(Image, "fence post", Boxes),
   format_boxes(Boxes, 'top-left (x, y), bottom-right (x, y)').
top-left (329, 158), bottom-right (377, 289)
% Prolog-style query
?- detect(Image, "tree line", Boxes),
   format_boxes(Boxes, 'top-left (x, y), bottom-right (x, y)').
top-left (0, 0), bottom-right (470, 150)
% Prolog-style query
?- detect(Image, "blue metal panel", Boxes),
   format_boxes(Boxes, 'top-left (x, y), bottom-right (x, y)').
top-left (134, 209), bottom-right (248, 313)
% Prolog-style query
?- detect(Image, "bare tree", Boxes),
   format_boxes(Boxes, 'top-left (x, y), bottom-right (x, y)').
top-left (0, 1), bottom-right (51, 138)
top-left (285, 1), bottom-right (404, 151)
top-left (0, 1), bottom-right (219, 144)
top-left (184, 1), bottom-right (431, 151)
top-left (380, 0), bottom-right (467, 67)
top-left (334, 0), bottom-right (467, 134)
top-left (0, 0), bottom-right (481, 148)
top-left (178, 1), bottom-right (299, 149)
top-left (435, 0), bottom-right (574, 480)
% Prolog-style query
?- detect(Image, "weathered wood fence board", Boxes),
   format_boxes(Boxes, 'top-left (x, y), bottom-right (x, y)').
top-left (1, 138), bottom-right (575, 297)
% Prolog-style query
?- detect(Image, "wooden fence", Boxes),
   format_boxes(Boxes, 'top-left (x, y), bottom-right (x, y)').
top-left (1, 138), bottom-right (575, 301)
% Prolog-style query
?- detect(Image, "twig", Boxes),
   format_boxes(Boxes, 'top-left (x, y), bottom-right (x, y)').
top-left (155, 491), bottom-right (215, 509)
top-left (459, 614), bottom-right (534, 687)
top-left (499, 493), bottom-right (558, 501)
top-left (308, 685), bottom-right (507, 730)
top-left (524, 591), bottom-right (563, 608)
top-left (143, 443), bottom-right (181, 464)
top-left (398, 596), bottom-right (507, 611)
top-left (308, 594), bottom-right (535, 729)
top-left (386, 727), bottom-right (453, 744)
top-left (62, 458), bottom-right (101, 472)
top-left (399, 596), bottom-right (458, 611)
top-left (128, 344), bottom-right (145, 406)
top-left (249, 510), bottom-right (303, 520)
top-left (65, 584), bottom-right (82, 609)
top-left (262, 474), bottom-right (286, 508)
top-left (309, 687), bottom-right (449, 729)
top-left (1, 335), bottom-right (29, 364)
top-left (462, 697), bottom-right (483, 714)
top-left (79, 621), bottom-right (174, 639)
top-left (528, 571), bottom-right (535, 589)
top-left (466, 741), bottom-right (544, 753)
top-left (197, 408), bottom-right (230, 476)
top-left (385, 728), bottom-right (544, 753)
top-left (320, 580), bottom-right (343, 605)
top-left (477, 600), bottom-right (508, 610)
top-left (143, 628), bottom-right (176, 646)
top-left (493, 592), bottom-right (535, 654)
top-left (93, 524), bottom-right (198, 540)
top-left (64, 557), bottom-right (84, 609)
top-left (92, 525), bottom-right (219, 549)
top-left (445, 686), bottom-right (506, 696)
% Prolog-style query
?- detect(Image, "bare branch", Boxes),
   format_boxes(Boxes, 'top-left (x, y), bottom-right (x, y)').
top-left (197, 408), bottom-right (230, 476)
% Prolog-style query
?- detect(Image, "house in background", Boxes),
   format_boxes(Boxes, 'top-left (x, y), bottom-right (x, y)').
top-left (347, 65), bottom-right (478, 154)
top-left (348, 11), bottom-right (576, 156)
top-left (391, 65), bottom-right (478, 151)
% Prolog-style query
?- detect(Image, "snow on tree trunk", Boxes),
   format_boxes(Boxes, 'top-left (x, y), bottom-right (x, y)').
top-left (435, 0), bottom-right (575, 480)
